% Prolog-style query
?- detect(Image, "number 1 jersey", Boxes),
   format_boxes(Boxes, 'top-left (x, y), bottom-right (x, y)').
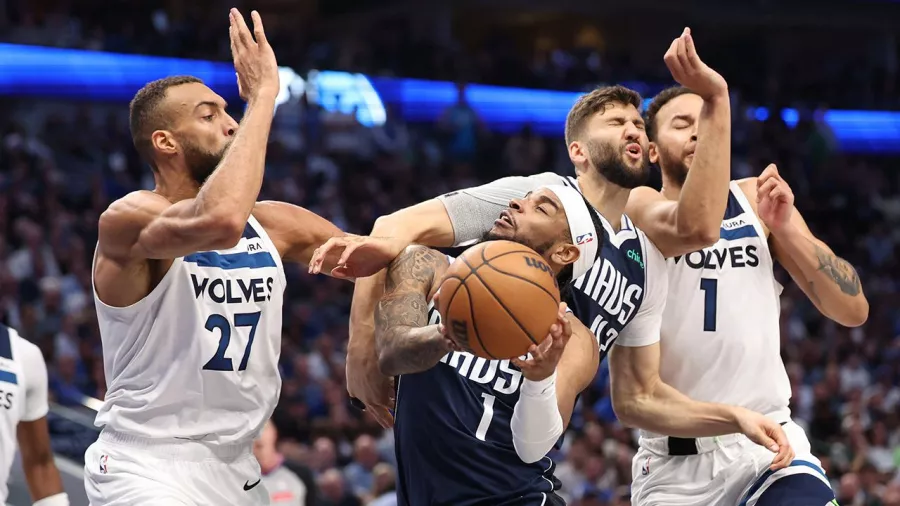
top-left (92, 215), bottom-right (286, 445)
top-left (657, 181), bottom-right (790, 427)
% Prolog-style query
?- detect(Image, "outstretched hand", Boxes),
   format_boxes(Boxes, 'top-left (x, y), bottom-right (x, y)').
top-left (229, 9), bottom-right (279, 101)
top-left (308, 235), bottom-right (408, 279)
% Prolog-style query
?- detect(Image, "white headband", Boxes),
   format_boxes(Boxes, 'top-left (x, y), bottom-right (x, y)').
top-left (543, 185), bottom-right (600, 281)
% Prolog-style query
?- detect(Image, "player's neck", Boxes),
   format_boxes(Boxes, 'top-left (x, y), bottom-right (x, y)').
top-left (576, 172), bottom-right (630, 232)
top-left (153, 166), bottom-right (202, 203)
top-left (660, 174), bottom-right (684, 202)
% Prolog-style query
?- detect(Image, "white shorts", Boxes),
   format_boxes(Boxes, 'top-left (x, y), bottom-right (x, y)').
top-left (84, 429), bottom-right (270, 506)
top-left (630, 421), bottom-right (831, 506)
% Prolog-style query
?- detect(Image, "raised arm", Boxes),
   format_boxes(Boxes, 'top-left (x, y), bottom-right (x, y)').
top-left (510, 310), bottom-right (599, 463)
top-left (374, 246), bottom-right (453, 376)
top-left (98, 10), bottom-right (279, 262)
top-left (747, 167), bottom-right (868, 327)
top-left (626, 28), bottom-right (731, 258)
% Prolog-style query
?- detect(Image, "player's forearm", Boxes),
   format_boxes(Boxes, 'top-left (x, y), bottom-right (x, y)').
top-left (24, 460), bottom-right (65, 503)
top-left (348, 272), bottom-right (385, 360)
top-left (613, 380), bottom-right (741, 438)
top-left (194, 93), bottom-right (277, 228)
top-left (675, 92), bottom-right (731, 245)
top-left (511, 374), bottom-right (564, 463)
top-left (771, 224), bottom-right (868, 326)
top-left (375, 324), bottom-right (449, 376)
top-left (371, 199), bottom-right (456, 249)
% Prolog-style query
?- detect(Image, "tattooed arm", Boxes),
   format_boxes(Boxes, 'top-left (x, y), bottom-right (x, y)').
top-left (769, 211), bottom-right (868, 327)
top-left (740, 175), bottom-right (868, 327)
top-left (374, 245), bottom-right (453, 376)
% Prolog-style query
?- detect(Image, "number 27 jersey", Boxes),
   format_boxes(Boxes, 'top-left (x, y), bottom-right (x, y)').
top-left (92, 215), bottom-right (286, 445)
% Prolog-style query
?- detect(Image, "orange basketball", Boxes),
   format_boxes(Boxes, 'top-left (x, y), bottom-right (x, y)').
top-left (437, 240), bottom-right (561, 360)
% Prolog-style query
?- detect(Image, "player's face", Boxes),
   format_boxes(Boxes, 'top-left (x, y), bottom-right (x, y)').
top-left (165, 83), bottom-right (238, 184)
top-left (570, 103), bottom-right (650, 189)
top-left (648, 93), bottom-right (702, 187)
top-left (485, 189), bottom-right (580, 270)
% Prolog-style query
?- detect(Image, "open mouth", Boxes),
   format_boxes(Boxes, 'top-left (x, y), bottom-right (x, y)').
top-left (494, 210), bottom-right (515, 229)
top-left (625, 143), bottom-right (642, 160)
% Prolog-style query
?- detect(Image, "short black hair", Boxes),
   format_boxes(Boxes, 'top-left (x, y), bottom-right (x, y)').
top-left (645, 86), bottom-right (696, 141)
top-left (129, 75), bottom-right (203, 170)
top-left (564, 85), bottom-right (643, 146)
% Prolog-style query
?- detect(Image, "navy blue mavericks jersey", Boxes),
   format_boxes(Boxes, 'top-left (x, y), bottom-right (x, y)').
top-left (560, 176), bottom-right (669, 356)
top-left (394, 300), bottom-right (566, 506)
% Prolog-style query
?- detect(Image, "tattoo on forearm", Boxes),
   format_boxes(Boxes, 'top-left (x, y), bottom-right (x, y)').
top-left (811, 241), bottom-right (862, 296)
top-left (375, 246), bottom-right (448, 375)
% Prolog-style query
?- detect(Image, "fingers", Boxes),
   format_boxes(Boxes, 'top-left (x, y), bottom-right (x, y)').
top-left (368, 405), bottom-right (395, 429)
top-left (683, 28), bottom-right (699, 63)
top-left (231, 8), bottom-right (254, 49)
top-left (663, 37), bottom-right (685, 79)
top-left (509, 357), bottom-right (526, 369)
top-left (558, 311), bottom-right (573, 339)
top-left (250, 10), bottom-right (269, 47)
top-left (338, 241), bottom-right (361, 267)
top-left (675, 29), bottom-right (691, 74)
top-left (756, 178), bottom-right (779, 202)
top-left (757, 164), bottom-right (780, 186)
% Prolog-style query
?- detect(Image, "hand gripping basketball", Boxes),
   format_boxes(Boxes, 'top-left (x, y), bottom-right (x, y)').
top-left (510, 303), bottom-right (571, 382)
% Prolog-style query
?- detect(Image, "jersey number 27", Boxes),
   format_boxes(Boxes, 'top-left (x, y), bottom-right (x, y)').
top-left (202, 312), bottom-right (260, 371)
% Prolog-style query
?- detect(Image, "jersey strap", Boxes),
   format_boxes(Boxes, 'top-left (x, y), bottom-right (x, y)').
top-left (0, 324), bottom-right (11, 359)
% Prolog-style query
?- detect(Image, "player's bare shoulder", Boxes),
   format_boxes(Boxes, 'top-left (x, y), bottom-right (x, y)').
top-left (95, 190), bottom-right (174, 308)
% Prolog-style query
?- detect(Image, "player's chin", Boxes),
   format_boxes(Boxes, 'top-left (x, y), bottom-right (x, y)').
top-left (485, 226), bottom-right (513, 241)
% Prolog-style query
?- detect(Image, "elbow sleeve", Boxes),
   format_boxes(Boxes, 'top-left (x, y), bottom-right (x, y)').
top-left (510, 373), bottom-right (564, 464)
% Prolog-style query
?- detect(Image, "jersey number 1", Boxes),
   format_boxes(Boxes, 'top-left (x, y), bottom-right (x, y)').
top-left (203, 312), bottom-right (261, 371)
top-left (475, 393), bottom-right (495, 441)
top-left (700, 278), bottom-right (718, 332)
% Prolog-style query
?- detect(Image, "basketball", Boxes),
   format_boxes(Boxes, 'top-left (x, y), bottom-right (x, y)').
top-left (437, 240), bottom-right (562, 360)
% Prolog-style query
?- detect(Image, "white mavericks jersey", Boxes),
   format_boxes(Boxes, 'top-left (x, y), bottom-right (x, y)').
top-left (659, 180), bottom-right (790, 421)
top-left (93, 215), bottom-right (286, 445)
top-left (0, 324), bottom-right (49, 501)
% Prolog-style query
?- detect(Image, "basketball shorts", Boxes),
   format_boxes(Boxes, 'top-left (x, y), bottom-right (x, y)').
top-left (630, 420), bottom-right (833, 506)
top-left (84, 429), bottom-right (269, 506)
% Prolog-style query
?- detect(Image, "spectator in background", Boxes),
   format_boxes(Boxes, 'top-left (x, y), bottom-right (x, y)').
top-left (366, 463), bottom-right (398, 506)
top-left (255, 420), bottom-right (319, 506)
top-left (317, 468), bottom-right (361, 506)
top-left (343, 434), bottom-right (381, 497)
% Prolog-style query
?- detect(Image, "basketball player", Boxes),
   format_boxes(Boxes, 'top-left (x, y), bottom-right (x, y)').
top-left (310, 29), bottom-right (792, 463)
top-left (613, 86), bottom-right (870, 505)
top-left (0, 324), bottom-right (69, 506)
top-left (375, 186), bottom-right (605, 505)
top-left (83, 10), bottom-right (345, 505)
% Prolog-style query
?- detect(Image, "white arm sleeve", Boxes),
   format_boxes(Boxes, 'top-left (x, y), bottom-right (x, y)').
top-left (436, 172), bottom-right (565, 246)
top-left (510, 372), bottom-right (564, 464)
top-left (18, 336), bottom-right (49, 422)
top-left (616, 235), bottom-right (668, 348)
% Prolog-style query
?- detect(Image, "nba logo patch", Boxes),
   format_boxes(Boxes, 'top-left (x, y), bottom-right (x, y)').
top-left (576, 233), bottom-right (594, 245)
top-left (99, 454), bottom-right (109, 474)
top-left (641, 456), bottom-right (651, 476)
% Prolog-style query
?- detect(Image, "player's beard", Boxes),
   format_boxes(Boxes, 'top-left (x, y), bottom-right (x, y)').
top-left (658, 149), bottom-right (690, 188)
top-left (182, 139), bottom-right (229, 185)
top-left (585, 137), bottom-right (649, 189)
top-left (482, 229), bottom-right (554, 257)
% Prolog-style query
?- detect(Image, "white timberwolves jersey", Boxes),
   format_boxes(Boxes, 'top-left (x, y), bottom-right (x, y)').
top-left (659, 181), bottom-right (791, 421)
top-left (0, 325), bottom-right (49, 501)
top-left (93, 215), bottom-right (286, 445)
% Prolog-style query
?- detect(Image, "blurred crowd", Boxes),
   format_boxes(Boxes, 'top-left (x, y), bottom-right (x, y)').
top-left (2, 0), bottom-right (900, 109)
top-left (2, 1), bottom-right (900, 506)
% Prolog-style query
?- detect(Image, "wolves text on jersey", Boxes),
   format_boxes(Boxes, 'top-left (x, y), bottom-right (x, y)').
top-left (673, 244), bottom-right (760, 270)
top-left (190, 274), bottom-right (276, 304)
